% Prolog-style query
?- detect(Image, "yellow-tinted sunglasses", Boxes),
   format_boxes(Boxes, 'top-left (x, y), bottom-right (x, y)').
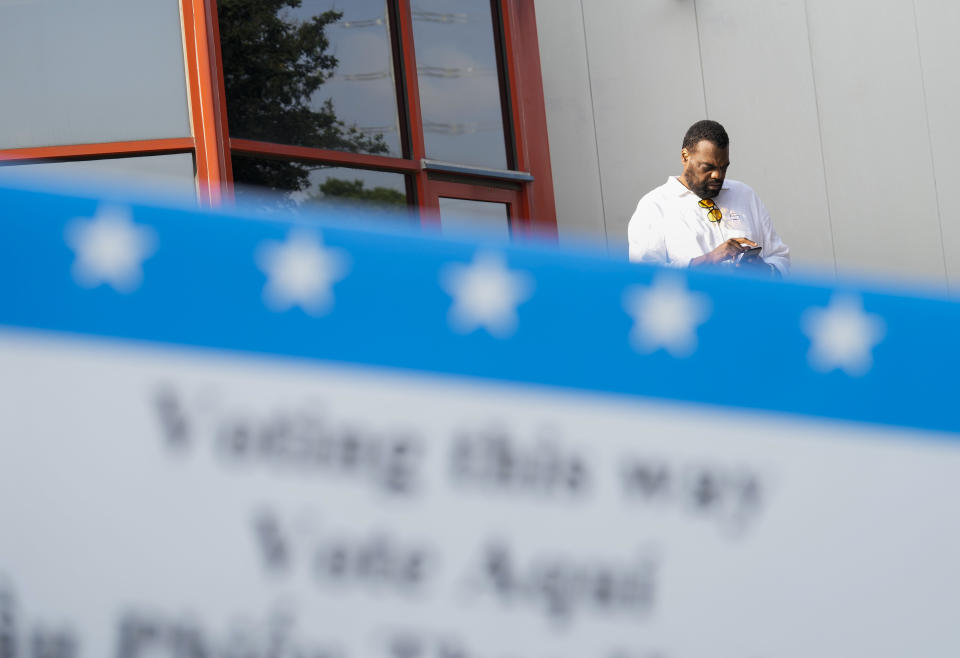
top-left (699, 198), bottom-right (722, 223)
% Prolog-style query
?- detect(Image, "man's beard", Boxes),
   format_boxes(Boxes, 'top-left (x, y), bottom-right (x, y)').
top-left (685, 173), bottom-right (720, 200)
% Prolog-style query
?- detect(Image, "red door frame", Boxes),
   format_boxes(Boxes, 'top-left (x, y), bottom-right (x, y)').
top-left (500, 0), bottom-right (557, 237)
top-left (395, 0), bottom-right (429, 207)
top-left (200, 0), bottom-right (556, 237)
top-left (411, 0), bottom-right (558, 237)
top-left (0, 139), bottom-right (195, 163)
top-left (181, 0), bottom-right (224, 204)
top-left (421, 178), bottom-right (522, 232)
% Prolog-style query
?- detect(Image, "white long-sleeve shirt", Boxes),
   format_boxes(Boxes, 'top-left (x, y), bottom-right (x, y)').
top-left (627, 176), bottom-right (790, 274)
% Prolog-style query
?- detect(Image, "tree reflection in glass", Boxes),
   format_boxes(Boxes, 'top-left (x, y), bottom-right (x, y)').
top-left (218, 0), bottom-right (401, 195)
top-left (232, 155), bottom-right (410, 219)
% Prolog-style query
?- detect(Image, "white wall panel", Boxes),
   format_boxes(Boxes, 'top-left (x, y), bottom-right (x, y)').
top-left (696, 0), bottom-right (835, 275)
top-left (534, 0), bottom-right (607, 249)
top-left (580, 0), bottom-right (706, 254)
top-left (805, 0), bottom-right (945, 285)
top-left (915, 0), bottom-right (960, 291)
top-left (537, 0), bottom-right (954, 286)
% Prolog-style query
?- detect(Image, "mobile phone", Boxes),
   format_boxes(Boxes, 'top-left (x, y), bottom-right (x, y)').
top-left (735, 245), bottom-right (762, 264)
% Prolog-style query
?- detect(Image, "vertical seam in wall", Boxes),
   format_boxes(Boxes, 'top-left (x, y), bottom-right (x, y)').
top-left (579, 0), bottom-right (610, 248)
top-left (802, 0), bottom-right (839, 278)
top-left (692, 0), bottom-right (709, 117)
top-left (911, 0), bottom-right (950, 287)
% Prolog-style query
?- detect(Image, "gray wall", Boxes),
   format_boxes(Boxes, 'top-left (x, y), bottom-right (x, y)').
top-left (537, 0), bottom-right (959, 290)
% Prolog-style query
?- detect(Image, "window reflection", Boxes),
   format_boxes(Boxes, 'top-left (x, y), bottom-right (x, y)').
top-left (413, 0), bottom-right (509, 170)
top-left (0, 154), bottom-right (198, 199)
top-left (232, 156), bottom-right (410, 219)
top-left (0, 0), bottom-right (190, 149)
top-left (218, 0), bottom-right (402, 192)
top-left (438, 197), bottom-right (510, 238)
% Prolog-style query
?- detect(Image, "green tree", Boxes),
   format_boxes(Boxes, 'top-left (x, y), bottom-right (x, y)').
top-left (315, 177), bottom-right (406, 208)
top-left (218, 0), bottom-right (389, 194)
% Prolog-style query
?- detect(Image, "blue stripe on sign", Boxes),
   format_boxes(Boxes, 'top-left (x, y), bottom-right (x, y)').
top-left (0, 177), bottom-right (957, 436)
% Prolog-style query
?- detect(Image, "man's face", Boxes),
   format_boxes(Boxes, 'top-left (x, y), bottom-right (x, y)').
top-left (681, 140), bottom-right (730, 200)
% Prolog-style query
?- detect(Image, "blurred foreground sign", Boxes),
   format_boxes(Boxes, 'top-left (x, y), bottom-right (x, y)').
top-left (1, 180), bottom-right (960, 658)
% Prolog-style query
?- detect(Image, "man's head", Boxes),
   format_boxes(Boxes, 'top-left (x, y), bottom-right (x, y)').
top-left (680, 120), bottom-right (730, 200)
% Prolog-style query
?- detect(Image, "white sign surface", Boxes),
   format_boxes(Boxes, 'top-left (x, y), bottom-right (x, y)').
top-left (3, 331), bottom-right (958, 658)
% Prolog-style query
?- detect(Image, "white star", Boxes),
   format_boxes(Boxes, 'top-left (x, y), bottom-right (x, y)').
top-left (440, 251), bottom-right (534, 338)
top-left (64, 204), bottom-right (156, 293)
top-left (256, 230), bottom-right (350, 315)
top-left (623, 273), bottom-right (711, 357)
top-left (802, 293), bottom-right (885, 376)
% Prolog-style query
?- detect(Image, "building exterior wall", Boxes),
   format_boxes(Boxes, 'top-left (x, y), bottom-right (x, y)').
top-left (536, 0), bottom-right (960, 289)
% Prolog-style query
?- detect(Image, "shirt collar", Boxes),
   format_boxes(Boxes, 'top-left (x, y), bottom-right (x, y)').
top-left (667, 176), bottom-right (691, 197)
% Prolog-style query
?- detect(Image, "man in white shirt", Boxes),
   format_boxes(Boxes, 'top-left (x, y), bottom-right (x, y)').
top-left (628, 120), bottom-right (789, 275)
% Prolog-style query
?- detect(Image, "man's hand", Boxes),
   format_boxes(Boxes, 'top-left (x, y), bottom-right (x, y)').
top-left (689, 238), bottom-right (758, 267)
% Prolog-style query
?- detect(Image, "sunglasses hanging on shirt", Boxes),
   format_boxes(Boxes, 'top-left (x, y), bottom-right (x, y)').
top-left (699, 198), bottom-right (722, 223)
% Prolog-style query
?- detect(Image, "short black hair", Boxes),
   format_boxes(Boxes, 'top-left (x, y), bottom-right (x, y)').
top-left (682, 120), bottom-right (729, 151)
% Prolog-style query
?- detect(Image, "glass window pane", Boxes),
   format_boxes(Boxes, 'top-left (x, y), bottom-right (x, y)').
top-left (218, 0), bottom-right (402, 157)
top-left (232, 156), bottom-right (410, 219)
top-left (0, 0), bottom-right (190, 149)
top-left (413, 1), bottom-right (508, 170)
top-left (0, 153), bottom-right (197, 200)
top-left (439, 197), bottom-right (510, 238)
